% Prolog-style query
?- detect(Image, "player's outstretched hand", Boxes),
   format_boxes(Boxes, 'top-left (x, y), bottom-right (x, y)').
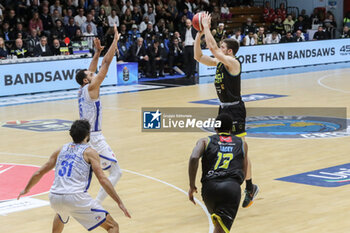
top-left (119, 203), bottom-right (131, 218)
top-left (113, 24), bottom-right (121, 42)
top-left (94, 38), bottom-right (105, 52)
top-left (201, 12), bottom-right (211, 30)
top-left (17, 189), bottom-right (29, 200)
top-left (188, 186), bottom-right (198, 205)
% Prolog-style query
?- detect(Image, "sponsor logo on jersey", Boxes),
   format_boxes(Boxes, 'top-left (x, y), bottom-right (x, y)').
top-left (277, 163), bottom-right (350, 187)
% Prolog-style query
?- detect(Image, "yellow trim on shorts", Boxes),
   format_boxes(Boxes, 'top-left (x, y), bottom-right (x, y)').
top-left (235, 132), bottom-right (247, 138)
top-left (211, 214), bottom-right (230, 233)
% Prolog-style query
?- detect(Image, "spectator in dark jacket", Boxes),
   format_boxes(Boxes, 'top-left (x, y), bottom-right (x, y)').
top-left (27, 28), bottom-right (41, 56)
top-left (340, 26), bottom-right (350, 38)
top-left (313, 26), bottom-right (328, 40)
top-left (34, 36), bottom-right (53, 56)
top-left (128, 37), bottom-right (150, 76)
top-left (280, 31), bottom-right (294, 43)
top-left (168, 37), bottom-right (183, 75)
top-left (294, 30), bottom-right (305, 42)
top-left (10, 38), bottom-right (29, 58)
top-left (293, 15), bottom-right (307, 33)
top-left (147, 39), bottom-right (165, 77)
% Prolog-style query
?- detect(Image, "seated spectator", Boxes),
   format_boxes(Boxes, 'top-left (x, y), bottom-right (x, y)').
top-left (65, 17), bottom-right (79, 40)
top-left (132, 6), bottom-right (143, 25)
top-left (10, 22), bottom-right (27, 40)
top-left (340, 26), bottom-right (350, 39)
top-left (119, 24), bottom-right (129, 41)
top-left (294, 30), bottom-right (305, 42)
top-left (243, 32), bottom-right (256, 46)
top-left (256, 27), bottom-right (265, 45)
top-left (294, 15), bottom-right (307, 33)
top-left (144, 6), bottom-right (156, 25)
top-left (52, 9), bottom-right (63, 27)
top-left (168, 37), bottom-right (183, 75)
top-left (212, 23), bottom-right (226, 45)
top-left (230, 29), bottom-right (243, 45)
top-left (81, 13), bottom-right (97, 35)
top-left (101, 0), bottom-right (112, 16)
top-left (139, 16), bottom-right (151, 33)
top-left (211, 6), bottom-right (221, 29)
top-left (96, 8), bottom-right (109, 35)
top-left (110, 0), bottom-right (121, 15)
top-left (142, 22), bottom-right (155, 47)
top-left (107, 9), bottom-right (119, 34)
top-left (29, 12), bottom-right (43, 36)
top-left (344, 12), bottom-right (350, 27)
top-left (280, 31), bottom-right (294, 43)
top-left (51, 38), bottom-right (65, 55)
top-left (242, 18), bottom-right (257, 35)
top-left (122, 0), bottom-right (133, 14)
top-left (51, 19), bottom-right (66, 41)
top-left (7, 9), bottom-right (18, 30)
top-left (129, 24), bottom-right (141, 43)
top-left (121, 8), bottom-right (135, 31)
top-left (283, 14), bottom-right (295, 33)
top-left (263, 1), bottom-right (275, 23)
top-left (0, 37), bottom-right (8, 58)
top-left (276, 3), bottom-right (287, 21)
top-left (265, 31), bottom-right (280, 44)
top-left (300, 9), bottom-right (311, 29)
top-left (221, 3), bottom-right (232, 20)
top-left (64, 0), bottom-right (77, 16)
top-left (74, 7), bottom-right (87, 27)
top-left (72, 28), bottom-right (83, 41)
top-left (10, 38), bottom-right (28, 58)
top-left (83, 24), bottom-right (96, 51)
top-left (323, 13), bottom-right (337, 38)
top-left (147, 39), bottom-right (165, 77)
top-left (27, 29), bottom-right (41, 56)
top-left (128, 37), bottom-right (150, 76)
top-left (0, 21), bottom-right (11, 42)
top-left (270, 16), bottom-right (285, 35)
top-left (313, 26), bottom-right (328, 40)
top-left (41, 6), bottom-right (54, 36)
top-left (50, 0), bottom-right (63, 15)
top-left (34, 36), bottom-right (52, 57)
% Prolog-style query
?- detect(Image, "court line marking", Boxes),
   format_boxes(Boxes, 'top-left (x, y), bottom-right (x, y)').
top-left (0, 153), bottom-right (214, 233)
top-left (317, 74), bottom-right (350, 94)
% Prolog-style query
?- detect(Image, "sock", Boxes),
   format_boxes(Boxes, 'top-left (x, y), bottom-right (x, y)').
top-left (96, 162), bottom-right (122, 203)
top-left (245, 179), bottom-right (253, 192)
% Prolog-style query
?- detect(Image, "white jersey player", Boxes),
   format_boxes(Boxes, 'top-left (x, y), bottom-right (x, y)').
top-left (75, 25), bottom-right (121, 203)
top-left (18, 119), bottom-right (131, 233)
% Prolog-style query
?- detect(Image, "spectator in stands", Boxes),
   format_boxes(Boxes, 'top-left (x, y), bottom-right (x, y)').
top-left (173, 31), bottom-right (182, 43)
top-left (72, 28), bottom-right (83, 41)
top-left (11, 22), bottom-right (27, 40)
top-left (144, 6), bottom-right (156, 25)
top-left (132, 6), bottom-right (143, 25)
top-left (283, 14), bottom-right (295, 33)
top-left (139, 16), bottom-right (150, 34)
top-left (64, 0), bottom-right (77, 16)
top-left (0, 37), bottom-right (8, 58)
top-left (16, 0), bottom-right (28, 21)
top-left (119, 24), bottom-right (128, 40)
top-left (107, 9), bottom-right (119, 34)
top-left (50, 0), bottom-right (63, 15)
top-left (340, 26), bottom-right (350, 39)
top-left (212, 23), bottom-right (226, 45)
top-left (7, 9), bottom-right (18, 30)
top-left (220, 3), bottom-right (231, 20)
top-left (182, 0), bottom-right (194, 13)
top-left (27, 28), bottom-right (40, 56)
top-left (294, 15), bottom-right (307, 33)
top-left (168, 37), bottom-right (183, 75)
top-left (181, 18), bottom-right (197, 79)
top-left (51, 38), bottom-right (63, 55)
top-left (83, 24), bottom-right (96, 51)
top-left (294, 30), bottom-right (304, 42)
top-left (96, 8), bottom-right (109, 35)
top-left (101, 0), bottom-right (112, 16)
top-left (129, 24), bottom-right (140, 43)
top-left (10, 38), bottom-right (28, 58)
top-left (142, 22), bottom-right (155, 47)
top-left (41, 6), bottom-right (53, 36)
top-left (81, 13), bottom-right (97, 35)
top-left (276, 3), bottom-right (287, 21)
top-left (344, 12), bottom-right (350, 27)
top-left (63, 8), bottom-right (74, 25)
top-left (242, 17), bottom-right (257, 36)
top-left (299, 9), bottom-right (311, 29)
top-left (168, 0), bottom-right (179, 21)
top-left (313, 26), bottom-right (328, 40)
top-left (211, 6), bottom-right (221, 29)
top-left (0, 21), bottom-right (11, 42)
top-left (280, 31), bottom-right (293, 43)
top-left (74, 7), bottom-right (87, 27)
top-left (263, 1), bottom-right (275, 23)
top-left (155, 18), bottom-right (167, 34)
top-left (29, 12), bottom-right (43, 36)
top-left (33, 36), bottom-right (52, 57)
top-left (51, 19), bottom-right (66, 41)
top-left (52, 9), bottom-right (64, 27)
top-left (230, 29), bottom-right (243, 45)
top-left (121, 8), bottom-right (135, 31)
top-left (147, 39), bottom-right (165, 77)
top-left (243, 31), bottom-right (256, 46)
top-left (265, 31), bottom-right (280, 44)
top-left (323, 13), bottom-right (337, 39)
top-left (128, 37), bottom-right (150, 76)
top-left (256, 27), bottom-right (265, 45)
top-left (270, 16), bottom-right (285, 35)
top-left (65, 17), bottom-right (79, 39)
top-left (122, 0), bottom-right (133, 14)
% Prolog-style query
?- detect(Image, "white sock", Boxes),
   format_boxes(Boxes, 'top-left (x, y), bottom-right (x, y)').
top-left (96, 162), bottom-right (122, 203)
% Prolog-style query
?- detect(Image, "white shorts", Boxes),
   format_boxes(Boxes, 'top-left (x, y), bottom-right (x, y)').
top-left (89, 132), bottom-right (117, 170)
top-left (49, 192), bottom-right (108, 231)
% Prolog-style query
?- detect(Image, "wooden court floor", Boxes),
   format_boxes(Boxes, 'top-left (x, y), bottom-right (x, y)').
top-left (1, 67), bottom-right (350, 233)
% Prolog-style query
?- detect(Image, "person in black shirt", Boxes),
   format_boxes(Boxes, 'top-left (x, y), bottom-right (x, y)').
top-left (293, 15), bottom-right (307, 33)
top-left (34, 36), bottom-right (53, 57)
top-left (294, 30), bottom-right (304, 42)
top-left (10, 38), bottom-right (28, 58)
top-left (168, 37), bottom-right (184, 75)
top-left (280, 31), bottom-right (294, 43)
top-left (128, 37), bottom-right (150, 76)
top-left (340, 26), bottom-right (350, 38)
top-left (194, 12), bottom-right (259, 209)
top-left (313, 26), bottom-right (328, 40)
top-left (147, 39), bottom-right (165, 77)
top-left (188, 114), bottom-right (248, 233)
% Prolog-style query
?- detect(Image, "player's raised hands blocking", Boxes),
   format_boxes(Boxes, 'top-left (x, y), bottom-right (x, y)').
top-left (201, 12), bottom-right (211, 30)
top-left (94, 38), bottom-right (105, 52)
top-left (113, 24), bottom-right (121, 42)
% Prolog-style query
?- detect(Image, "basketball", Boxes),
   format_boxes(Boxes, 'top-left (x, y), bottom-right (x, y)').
top-left (192, 12), bottom-right (203, 31)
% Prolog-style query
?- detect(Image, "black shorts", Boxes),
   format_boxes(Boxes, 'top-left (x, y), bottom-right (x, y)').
top-left (201, 178), bottom-right (241, 231)
top-left (218, 101), bottom-right (246, 135)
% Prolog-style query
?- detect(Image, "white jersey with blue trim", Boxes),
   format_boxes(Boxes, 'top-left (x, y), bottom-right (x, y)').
top-left (78, 84), bottom-right (102, 132)
top-left (50, 143), bottom-right (92, 194)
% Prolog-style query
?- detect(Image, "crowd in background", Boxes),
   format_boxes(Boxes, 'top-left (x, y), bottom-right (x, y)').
top-left (0, 0), bottom-right (349, 78)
